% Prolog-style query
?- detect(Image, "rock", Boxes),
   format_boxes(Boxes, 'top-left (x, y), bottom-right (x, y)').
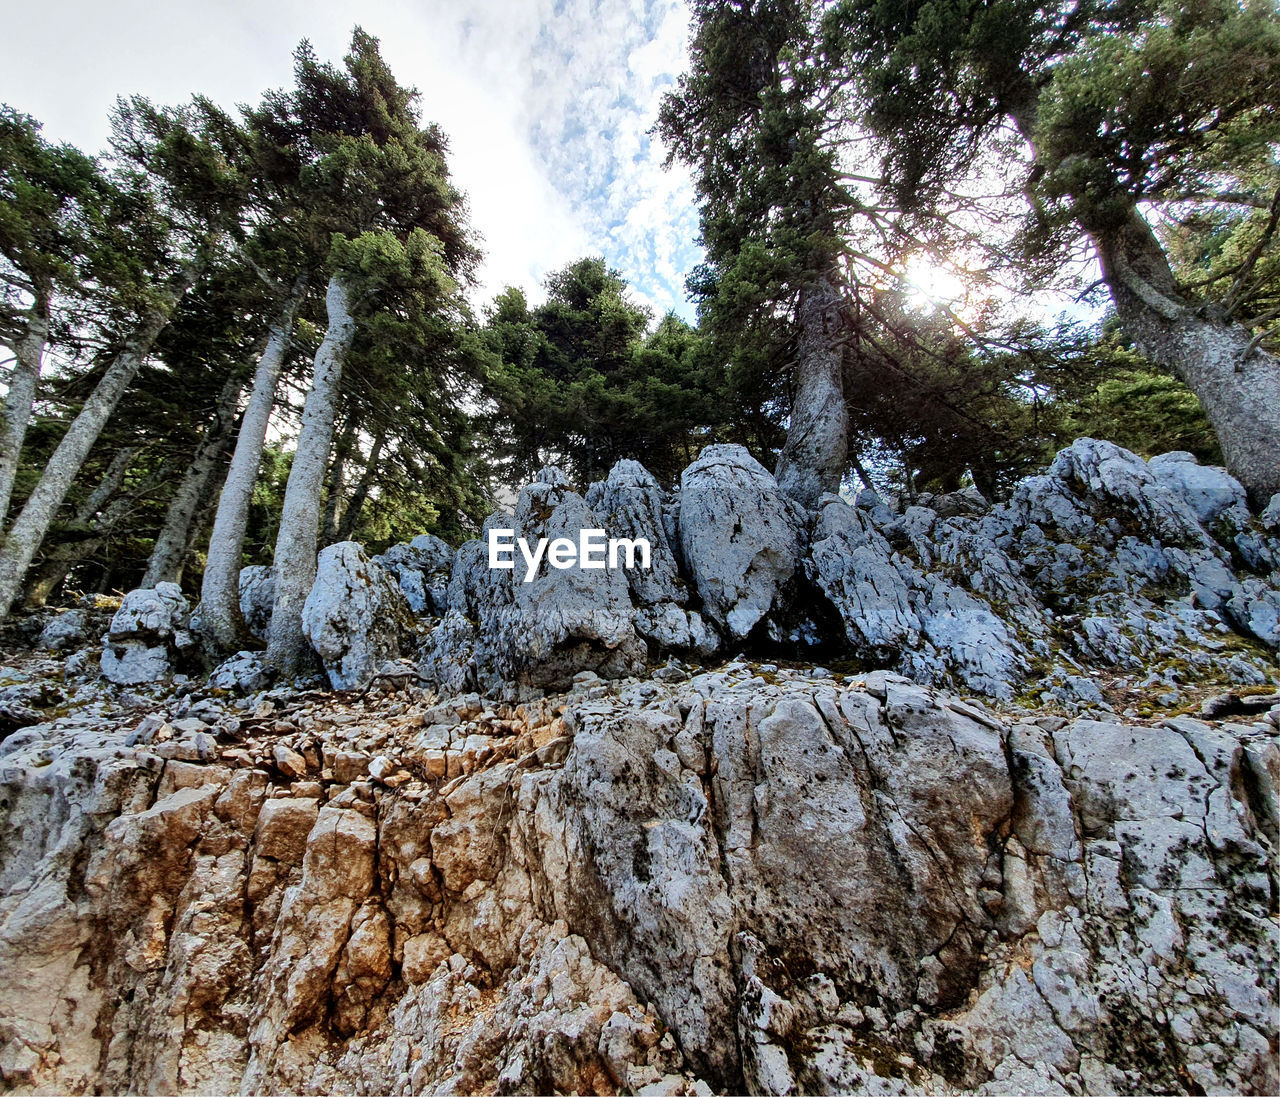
top-left (272, 743), bottom-right (308, 779)
top-left (1261, 493), bottom-right (1280, 532)
top-left (372, 534), bottom-right (455, 616)
top-left (930, 485), bottom-right (990, 518)
top-left (1148, 450), bottom-right (1249, 526)
top-left (302, 542), bottom-right (416, 690)
top-left (238, 565), bottom-right (275, 641)
top-left (678, 445), bottom-right (800, 640)
top-left (100, 643), bottom-right (171, 686)
top-left (208, 651), bottom-right (271, 694)
top-left (99, 583), bottom-right (191, 686)
top-left (808, 496), bottom-right (1025, 697)
top-left (0, 672), bottom-right (1275, 1094)
top-left (107, 583), bottom-right (190, 640)
top-left (40, 610), bottom-right (89, 651)
top-left (422, 470), bottom-right (645, 696)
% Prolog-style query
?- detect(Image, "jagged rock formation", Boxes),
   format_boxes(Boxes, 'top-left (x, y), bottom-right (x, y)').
top-left (414, 438), bottom-right (1278, 708)
top-left (301, 541), bottom-right (416, 690)
top-left (0, 664), bottom-right (1275, 1094)
top-left (373, 533), bottom-right (455, 617)
top-left (423, 468), bottom-right (648, 696)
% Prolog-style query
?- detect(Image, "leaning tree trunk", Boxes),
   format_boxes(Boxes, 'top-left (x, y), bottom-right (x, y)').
top-left (321, 415), bottom-right (358, 546)
top-left (23, 457), bottom-right (164, 608)
top-left (0, 268), bottom-right (198, 621)
top-left (774, 276), bottom-right (849, 509)
top-left (142, 368), bottom-right (247, 587)
top-left (199, 274), bottom-right (307, 652)
top-left (266, 274), bottom-right (358, 677)
top-left (1096, 211), bottom-right (1280, 506)
top-left (0, 299), bottom-right (51, 530)
top-left (335, 430), bottom-right (387, 542)
top-left (1008, 102), bottom-right (1280, 507)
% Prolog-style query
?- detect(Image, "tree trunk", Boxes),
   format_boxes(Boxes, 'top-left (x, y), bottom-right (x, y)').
top-left (198, 274), bottom-right (307, 652)
top-left (1095, 211), bottom-right (1280, 507)
top-left (1008, 102), bottom-right (1280, 507)
top-left (266, 274), bottom-right (358, 677)
top-left (774, 276), bottom-right (849, 509)
top-left (336, 431), bottom-right (386, 542)
top-left (23, 452), bottom-right (159, 608)
top-left (321, 415), bottom-right (357, 546)
top-left (142, 368), bottom-right (246, 587)
top-left (0, 301), bottom-right (51, 530)
top-left (75, 445), bottom-right (139, 523)
top-left (0, 269), bottom-right (198, 621)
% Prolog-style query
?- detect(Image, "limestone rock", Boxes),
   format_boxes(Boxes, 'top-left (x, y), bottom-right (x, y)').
top-left (208, 650), bottom-right (271, 694)
top-left (373, 533), bottom-right (455, 616)
top-left (422, 470), bottom-right (645, 696)
top-left (1148, 450), bottom-right (1250, 526)
top-left (39, 609), bottom-right (89, 652)
top-left (238, 565), bottom-right (275, 641)
top-left (100, 583), bottom-right (190, 685)
top-left (302, 541), bottom-right (415, 690)
top-left (678, 444), bottom-right (801, 640)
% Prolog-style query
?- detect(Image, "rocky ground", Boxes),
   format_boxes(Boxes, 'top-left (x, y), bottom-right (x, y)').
top-left (0, 437), bottom-right (1277, 1094)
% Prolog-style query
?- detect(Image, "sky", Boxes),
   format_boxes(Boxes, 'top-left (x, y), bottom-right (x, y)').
top-left (0, 0), bottom-right (703, 322)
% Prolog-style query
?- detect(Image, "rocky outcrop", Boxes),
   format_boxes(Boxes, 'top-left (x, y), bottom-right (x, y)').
top-left (423, 469), bottom-right (647, 696)
top-left (678, 445), bottom-right (802, 642)
top-left (99, 582), bottom-right (192, 685)
top-left (415, 439), bottom-right (1279, 710)
top-left (373, 534), bottom-right (455, 617)
top-left (0, 664), bottom-right (1274, 1094)
top-left (301, 542), bottom-right (416, 690)
top-left (238, 565), bottom-right (275, 641)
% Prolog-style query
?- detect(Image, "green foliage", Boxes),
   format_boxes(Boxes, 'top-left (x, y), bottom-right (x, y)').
top-left (484, 258), bottom-right (728, 485)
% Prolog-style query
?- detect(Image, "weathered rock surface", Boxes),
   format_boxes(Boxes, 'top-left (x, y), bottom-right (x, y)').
top-left (0, 664), bottom-right (1274, 1095)
top-left (423, 469), bottom-right (647, 696)
top-left (100, 582), bottom-right (191, 685)
top-left (372, 533), bottom-right (455, 617)
top-left (238, 565), bottom-right (275, 641)
top-left (301, 542), bottom-right (415, 690)
top-left (678, 444), bottom-right (802, 641)
top-left (414, 439), bottom-right (1278, 710)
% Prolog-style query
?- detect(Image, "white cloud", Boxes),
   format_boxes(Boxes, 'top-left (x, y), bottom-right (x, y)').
top-left (0, 0), bottom-right (701, 321)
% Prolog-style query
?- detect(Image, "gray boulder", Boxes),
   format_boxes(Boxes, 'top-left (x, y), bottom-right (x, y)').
top-left (1148, 450), bottom-right (1249, 526)
top-left (100, 583), bottom-right (191, 685)
top-left (678, 445), bottom-right (801, 640)
top-left (585, 459), bottom-right (718, 655)
top-left (808, 496), bottom-right (1026, 698)
top-left (424, 469), bottom-right (646, 696)
top-left (1261, 493), bottom-right (1280, 533)
top-left (208, 650), bottom-right (272, 694)
top-left (40, 610), bottom-right (89, 652)
top-left (238, 566), bottom-right (275, 641)
top-left (302, 542), bottom-right (415, 690)
top-left (372, 533), bottom-right (455, 616)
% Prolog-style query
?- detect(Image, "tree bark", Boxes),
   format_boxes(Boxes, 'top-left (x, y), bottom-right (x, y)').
top-left (336, 430), bottom-right (386, 542)
top-left (321, 415), bottom-right (357, 546)
top-left (0, 267), bottom-right (199, 621)
top-left (142, 368), bottom-right (246, 587)
top-left (198, 274), bottom-right (307, 652)
top-left (1095, 211), bottom-right (1280, 506)
top-left (774, 276), bottom-right (849, 509)
top-left (266, 273), bottom-right (358, 677)
top-left (1007, 103), bottom-right (1280, 507)
top-left (23, 451), bottom-right (159, 608)
top-left (0, 301), bottom-right (51, 530)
